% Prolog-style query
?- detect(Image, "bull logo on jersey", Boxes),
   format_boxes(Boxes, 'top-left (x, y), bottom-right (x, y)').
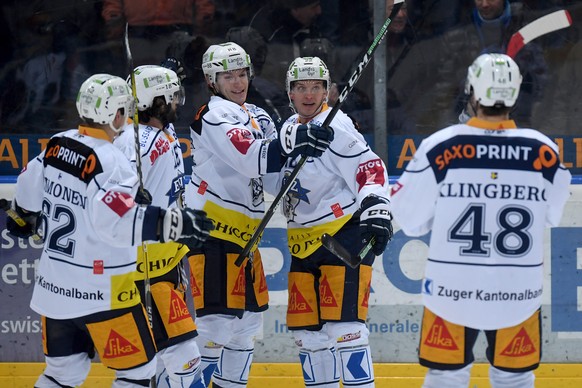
top-left (283, 172), bottom-right (310, 221)
top-left (250, 178), bottom-right (264, 207)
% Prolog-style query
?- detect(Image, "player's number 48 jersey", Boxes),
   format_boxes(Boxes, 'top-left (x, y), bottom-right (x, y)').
top-left (391, 120), bottom-right (571, 330)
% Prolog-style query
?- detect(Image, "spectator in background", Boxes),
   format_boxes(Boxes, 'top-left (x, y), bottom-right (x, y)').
top-left (249, 0), bottom-right (323, 89)
top-left (539, 33), bottom-right (582, 135)
top-left (101, 0), bottom-right (215, 71)
top-left (163, 33), bottom-right (211, 132)
top-left (0, 1), bottom-right (105, 133)
top-left (434, 0), bottom-right (548, 129)
top-left (226, 26), bottom-right (293, 128)
top-left (365, 0), bottom-right (440, 134)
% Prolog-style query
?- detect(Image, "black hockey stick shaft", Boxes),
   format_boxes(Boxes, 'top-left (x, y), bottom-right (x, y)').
top-left (235, 0), bottom-right (405, 266)
top-left (321, 233), bottom-right (375, 268)
top-left (123, 27), bottom-right (157, 388)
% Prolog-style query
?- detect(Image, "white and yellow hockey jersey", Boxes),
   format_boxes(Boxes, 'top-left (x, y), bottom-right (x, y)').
top-left (115, 122), bottom-right (189, 279)
top-left (280, 104), bottom-right (390, 258)
top-left (15, 126), bottom-right (152, 319)
top-left (184, 96), bottom-right (278, 249)
top-left (391, 118), bottom-right (572, 330)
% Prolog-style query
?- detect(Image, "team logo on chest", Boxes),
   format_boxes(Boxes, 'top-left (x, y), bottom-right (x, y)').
top-left (283, 173), bottom-right (310, 221)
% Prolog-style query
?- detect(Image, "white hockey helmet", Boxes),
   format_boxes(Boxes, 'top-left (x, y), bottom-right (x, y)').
top-left (202, 42), bottom-right (254, 86)
top-left (286, 56), bottom-right (331, 94)
top-left (464, 53), bottom-right (522, 108)
top-left (76, 74), bottom-right (133, 133)
top-left (129, 65), bottom-right (185, 111)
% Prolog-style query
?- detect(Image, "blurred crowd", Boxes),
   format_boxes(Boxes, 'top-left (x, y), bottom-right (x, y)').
top-left (0, 0), bottom-right (580, 135)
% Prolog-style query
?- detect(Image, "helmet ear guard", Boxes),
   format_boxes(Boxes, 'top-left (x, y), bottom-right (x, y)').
top-left (201, 42), bottom-right (254, 88)
top-left (76, 74), bottom-right (134, 134)
top-left (465, 53), bottom-right (522, 108)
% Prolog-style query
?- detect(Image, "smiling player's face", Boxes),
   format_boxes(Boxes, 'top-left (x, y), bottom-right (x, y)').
top-left (215, 69), bottom-right (249, 105)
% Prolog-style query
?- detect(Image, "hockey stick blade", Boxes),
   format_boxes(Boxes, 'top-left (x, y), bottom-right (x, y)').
top-left (234, 0), bottom-right (405, 267)
top-left (507, 9), bottom-right (572, 58)
top-left (1, 198), bottom-right (43, 241)
top-left (321, 233), bottom-right (375, 269)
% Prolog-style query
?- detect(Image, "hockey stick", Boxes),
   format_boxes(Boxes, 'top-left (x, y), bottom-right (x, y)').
top-left (506, 9), bottom-right (572, 58)
top-left (0, 198), bottom-right (42, 241)
top-left (235, 0), bottom-right (406, 267)
top-left (124, 28), bottom-right (156, 387)
top-left (321, 233), bottom-right (375, 269)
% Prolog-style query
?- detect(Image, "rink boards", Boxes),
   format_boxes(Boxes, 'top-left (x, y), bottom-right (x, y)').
top-left (0, 183), bottom-right (581, 383)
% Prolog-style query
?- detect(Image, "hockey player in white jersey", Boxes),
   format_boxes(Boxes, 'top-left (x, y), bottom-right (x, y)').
top-left (280, 57), bottom-right (393, 388)
top-left (115, 65), bottom-right (211, 388)
top-left (6, 74), bottom-right (214, 388)
top-left (390, 53), bottom-right (571, 388)
top-left (183, 43), bottom-right (333, 388)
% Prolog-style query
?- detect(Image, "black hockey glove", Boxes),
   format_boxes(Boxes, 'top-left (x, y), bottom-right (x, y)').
top-left (135, 188), bottom-right (153, 205)
top-left (278, 123), bottom-right (334, 158)
top-left (359, 194), bottom-right (393, 256)
top-left (160, 57), bottom-right (186, 82)
top-left (5, 200), bottom-right (40, 238)
top-left (160, 207), bottom-right (214, 249)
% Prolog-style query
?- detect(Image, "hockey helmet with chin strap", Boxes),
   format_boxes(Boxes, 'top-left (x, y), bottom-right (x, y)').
top-left (286, 56), bottom-right (330, 94)
top-left (201, 42), bottom-right (254, 88)
top-left (286, 56), bottom-right (331, 114)
top-left (76, 74), bottom-right (134, 133)
top-left (464, 53), bottom-right (522, 108)
top-left (129, 65), bottom-right (185, 111)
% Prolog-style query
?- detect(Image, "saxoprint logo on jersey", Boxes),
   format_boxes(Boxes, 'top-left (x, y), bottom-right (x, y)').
top-left (428, 136), bottom-right (559, 175)
top-left (432, 142), bottom-right (533, 171)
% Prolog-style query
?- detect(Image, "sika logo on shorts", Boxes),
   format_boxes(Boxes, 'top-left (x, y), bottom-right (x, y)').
top-left (226, 253), bottom-right (246, 309)
top-left (424, 316), bottom-right (459, 351)
top-left (287, 272), bottom-right (319, 328)
top-left (152, 283), bottom-right (196, 338)
top-left (319, 275), bottom-right (338, 308)
top-left (288, 283), bottom-right (313, 314)
top-left (86, 312), bottom-right (149, 369)
top-left (493, 311), bottom-right (541, 369)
